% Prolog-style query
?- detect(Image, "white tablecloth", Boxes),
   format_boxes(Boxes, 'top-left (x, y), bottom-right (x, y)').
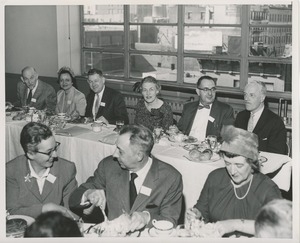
top-left (6, 119), bottom-right (292, 209)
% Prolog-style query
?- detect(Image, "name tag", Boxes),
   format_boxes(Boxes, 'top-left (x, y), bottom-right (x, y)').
top-left (46, 173), bottom-right (56, 183)
top-left (140, 186), bottom-right (152, 196)
top-left (67, 100), bottom-right (72, 105)
top-left (208, 116), bottom-right (215, 122)
top-left (31, 98), bottom-right (37, 103)
top-left (100, 102), bottom-right (106, 107)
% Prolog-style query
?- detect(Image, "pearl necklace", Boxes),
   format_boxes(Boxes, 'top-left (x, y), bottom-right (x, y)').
top-left (231, 175), bottom-right (253, 200)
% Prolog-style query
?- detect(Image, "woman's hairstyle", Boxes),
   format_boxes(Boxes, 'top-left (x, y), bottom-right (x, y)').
top-left (255, 199), bottom-right (292, 238)
top-left (24, 211), bottom-right (82, 237)
top-left (119, 124), bottom-right (154, 156)
top-left (219, 150), bottom-right (260, 172)
top-left (20, 122), bottom-right (53, 153)
top-left (140, 76), bottom-right (161, 92)
top-left (57, 66), bottom-right (78, 89)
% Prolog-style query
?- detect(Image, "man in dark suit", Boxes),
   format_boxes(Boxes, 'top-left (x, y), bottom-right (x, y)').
top-left (69, 125), bottom-right (183, 231)
top-left (235, 81), bottom-right (287, 154)
top-left (15, 66), bottom-right (57, 112)
top-left (84, 68), bottom-right (129, 125)
top-left (177, 76), bottom-right (234, 141)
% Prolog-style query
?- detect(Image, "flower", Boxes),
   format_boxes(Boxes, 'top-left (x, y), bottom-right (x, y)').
top-left (24, 173), bottom-right (32, 183)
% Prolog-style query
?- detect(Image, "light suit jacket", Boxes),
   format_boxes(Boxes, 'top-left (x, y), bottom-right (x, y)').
top-left (69, 156), bottom-right (183, 227)
top-left (235, 107), bottom-right (287, 154)
top-left (6, 155), bottom-right (78, 219)
top-left (177, 99), bottom-right (234, 139)
top-left (16, 80), bottom-right (57, 111)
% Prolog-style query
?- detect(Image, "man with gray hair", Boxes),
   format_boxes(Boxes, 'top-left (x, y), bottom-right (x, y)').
top-left (235, 81), bottom-right (287, 154)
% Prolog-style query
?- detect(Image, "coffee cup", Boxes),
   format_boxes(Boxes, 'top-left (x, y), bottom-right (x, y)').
top-left (152, 219), bottom-right (173, 235)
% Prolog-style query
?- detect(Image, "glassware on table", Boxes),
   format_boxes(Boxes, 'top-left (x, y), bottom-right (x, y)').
top-left (115, 120), bottom-right (125, 133)
top-left (153, 126), bottom-right (163, 143)
top-left (206, 135), bottom-right (217, 150)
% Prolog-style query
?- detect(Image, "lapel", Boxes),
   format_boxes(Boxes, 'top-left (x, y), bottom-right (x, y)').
top-left (130, 160), bottom-right (159, 213)
top-left (206, 101), bottom-right (218, 135)
top-left (114, 169), bottom-right (131, 212)
top-left (187, 102), bottom-right (199, 134)
top-left (21, 84), bottom-right (28, 106)
top-left (40, 164), bottom-right (59, 201)
top-left (253, 107), bottom-right (267, 133)
top-left (31, 80), bottom-right (43, 102)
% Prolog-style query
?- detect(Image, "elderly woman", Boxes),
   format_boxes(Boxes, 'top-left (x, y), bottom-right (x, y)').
top-left (255, 199), bottom-right (292, 238)
top-left (186, 125), bottom-right (282, 236)
top-left (134, 76), bottom-right (173, 131)
top-left (55, 67), bottom-right (87, 120)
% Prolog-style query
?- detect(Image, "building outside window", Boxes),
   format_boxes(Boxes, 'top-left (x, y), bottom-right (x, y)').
top-left (81, 4), bottom-right (292, 94)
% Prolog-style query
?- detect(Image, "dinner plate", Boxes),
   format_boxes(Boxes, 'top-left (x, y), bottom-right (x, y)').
top-left (184, 153), bottom-right (220, 163)
top-left (148, 227), bottom-right (177, 237)
top-left (7, 215), bottom-right (35, 226)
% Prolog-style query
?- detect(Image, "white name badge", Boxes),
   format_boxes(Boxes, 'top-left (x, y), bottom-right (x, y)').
top-left (31, 98), bottom-right (37, 103)
top-left (140, 186), bottom-right (152, 196)
top-left (46, 173), bottom-right (57, 184)
top-left (100, 102), bottom-right (106, 107)
top-left (208, 116), bottom-right (215, 123)
top-left (67, 100), bottom-right (72, 105)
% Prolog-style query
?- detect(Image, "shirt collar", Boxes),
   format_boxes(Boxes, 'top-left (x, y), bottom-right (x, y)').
top-left (28, 159), bottom-right (50, 179)
top-left (30, 79), bottom-right (39, 94)
top-left (251, 104), bottom-right (264, 117)
top-left (130, 157), bottom-right (153, 178)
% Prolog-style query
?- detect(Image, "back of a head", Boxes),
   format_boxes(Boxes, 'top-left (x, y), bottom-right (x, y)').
top-left (255, 199), bottom-right (292, 238)
top-left (24, 211), bottom-right (82, 237)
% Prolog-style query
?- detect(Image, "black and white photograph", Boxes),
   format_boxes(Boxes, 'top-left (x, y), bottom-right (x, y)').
top-left (2, 0), bottom-right (299, 242)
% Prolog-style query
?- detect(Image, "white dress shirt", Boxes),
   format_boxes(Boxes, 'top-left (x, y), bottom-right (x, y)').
top-left (189, 103), bottom-right (211, 142)
top-left (27, 79), bottom-right (39, 97)
top-left (28, 160), bottom-right (50, 194)
top-left (92, 86), bottom-right (105, 119)
top-left (250, 105), bottom-right (264, 130)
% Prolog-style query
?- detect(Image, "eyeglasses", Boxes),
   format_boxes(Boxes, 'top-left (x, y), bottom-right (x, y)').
top-left (198, 87), bottom-right (217, 92)
top-left (35, 142), bottom-right (61, 157)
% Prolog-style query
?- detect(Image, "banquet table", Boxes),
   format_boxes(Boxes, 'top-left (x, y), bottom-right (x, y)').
top-left (6, 117), bottom-right (292, 210)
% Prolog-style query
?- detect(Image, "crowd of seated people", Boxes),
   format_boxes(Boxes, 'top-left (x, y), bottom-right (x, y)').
top-left (5, 67), bottom-right (292, 238)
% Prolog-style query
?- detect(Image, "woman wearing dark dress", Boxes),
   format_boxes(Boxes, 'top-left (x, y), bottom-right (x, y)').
top-left (186, 125), bottom-right (282, 236)
top-left (134, 76), bottom-right (173, 131)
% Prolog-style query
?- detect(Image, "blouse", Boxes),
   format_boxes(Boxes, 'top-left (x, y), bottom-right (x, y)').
top-left (56, 86), bottom-right (87, 119)
top-left (194, 168), bottom-right (282, 223)
top-left (134, 99), bottom-right (173, 131)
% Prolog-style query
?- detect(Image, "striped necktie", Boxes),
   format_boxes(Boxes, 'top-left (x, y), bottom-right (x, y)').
top-left (247, 113), bottom-right (255, 132)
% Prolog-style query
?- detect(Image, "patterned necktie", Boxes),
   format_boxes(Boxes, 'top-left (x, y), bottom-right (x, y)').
top-left (94, 94), bottom-right (100, 114)
top-left (129, 173), bottom-right (138, 209)
top-left (26, 89), bottom-right (32, 105)
top-left (198, 104), bottom-right (210, 110)
top-left (247, 113), bottom-right (255, 132)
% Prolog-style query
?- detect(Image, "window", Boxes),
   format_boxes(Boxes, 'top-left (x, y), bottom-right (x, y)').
top-left (81, 4), bottom-right (292, 93)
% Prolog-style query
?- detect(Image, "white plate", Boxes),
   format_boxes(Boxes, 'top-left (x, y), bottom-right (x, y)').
top-left (7, 215), bottom-right (35, 226)
top-left (148, 227), bottom-right (177, 237)
top-left (184, 152), bottom-right (220, 163)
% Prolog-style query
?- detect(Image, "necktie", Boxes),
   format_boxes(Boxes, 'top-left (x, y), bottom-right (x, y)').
top-left (94, 94), bottom-right (100, 115)
top-left (247, 113), bottom-right (255, 132)
top-left (198, 104), bottom-right (210, 110)
top-left (129, 173), bottom-right (138, 209)
top-left (26, 89), bottom-right (32, 105)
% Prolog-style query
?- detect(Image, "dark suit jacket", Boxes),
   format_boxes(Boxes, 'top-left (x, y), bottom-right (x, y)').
top-left (235, 107), bottom-right (287, 155)
top-left (16, 80), bottom-right (57, 111)
top-left (85, 86), bottom-right (129, 125)
top-left (69, 156), bottom-right (183, 227)
top-left (177, 99), bottom-right (234, 139)
top-left (6, 155), bottom-right (78, 218)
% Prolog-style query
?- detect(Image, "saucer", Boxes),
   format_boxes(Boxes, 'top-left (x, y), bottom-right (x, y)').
top-left (148, 227), bottom-right (176, 237)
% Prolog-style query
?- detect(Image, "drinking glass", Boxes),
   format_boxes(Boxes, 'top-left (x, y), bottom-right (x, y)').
top-left (153, 126), bottom-right (163, 143)
top-left (115, 120), bottom-right (124, 133)
top-left (206, 135), bottom-right (217, 150)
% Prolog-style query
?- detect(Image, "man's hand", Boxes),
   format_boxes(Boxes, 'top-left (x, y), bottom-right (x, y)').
top-left (186, 207), bottom-right (202, 221)
top-left (128, 211), bottom-right (149, 232)
top-left (96, 116), bottom-right (108, 125)
top-left (83, 189), bottom-right (106, 209)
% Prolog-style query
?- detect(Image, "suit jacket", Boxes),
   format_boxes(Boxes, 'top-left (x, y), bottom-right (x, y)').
top-left (85, 86), bottom-right (129, 125)
top-left (56, 86), bottom-right (87, 117)
top-left (16, 80), bottom-right (57, 111)
top-left (6, 155), bottom-right (78, 218)
top-left (177, 99), bottom-right (234, 138)
top-left (69, 156), bottom-right (183, 227)
top-left (235, 107), bottom-right (287, 155)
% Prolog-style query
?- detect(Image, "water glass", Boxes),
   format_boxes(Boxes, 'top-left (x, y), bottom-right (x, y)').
top-left (153, 126), bottom-right (163, 143)
top-left (206, 135), bottom-right (217, 150)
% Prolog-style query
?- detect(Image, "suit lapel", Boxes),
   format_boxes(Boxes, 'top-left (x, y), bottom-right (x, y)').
top-left (131, 160), bottom-right (159, 213)
top-left (186, 102), bottom-right (199, 134)
top-left (40, 165), bottom-right (59, 201)
top-left (253, 107), bottom-right (267, 133)
top-left (23, 160), bottom-right (43, 201)
top-left (114, 170), bottom-right (131, 212)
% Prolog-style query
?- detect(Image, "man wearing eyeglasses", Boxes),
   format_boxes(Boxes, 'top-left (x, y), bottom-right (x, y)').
top-left (84, 68), bottom-right (129, 125)
top-left (177, 75), bottom-right (234, 142)
top-left (14, 66), bottom-right (57, 112)
top-left (6, 122), bottom-right (79, 220)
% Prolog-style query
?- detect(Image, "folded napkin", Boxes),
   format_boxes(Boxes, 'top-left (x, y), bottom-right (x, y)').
top-left (55, 126), bottom-right (91, 137)
top-left (98, 132), bottom-right (119, 145)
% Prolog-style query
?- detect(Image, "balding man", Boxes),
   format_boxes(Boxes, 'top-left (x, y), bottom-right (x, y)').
top-left (235, 81), bottom-right (287, 154)
top-left (16, 66), bottom-right (57, 112)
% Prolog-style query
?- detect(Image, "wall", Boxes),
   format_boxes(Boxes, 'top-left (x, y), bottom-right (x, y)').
top-left (5, 6), bottom-right (59, 76)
